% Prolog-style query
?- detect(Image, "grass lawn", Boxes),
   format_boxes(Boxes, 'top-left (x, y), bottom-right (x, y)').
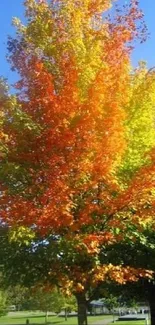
top-left (0, 313), bottom-right (150, 325)
top-left (0, 313), bottom-right (113, 325)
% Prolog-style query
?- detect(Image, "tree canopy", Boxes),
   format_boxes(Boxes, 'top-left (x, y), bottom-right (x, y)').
top-left (1, 1), bottom-right (155, 325)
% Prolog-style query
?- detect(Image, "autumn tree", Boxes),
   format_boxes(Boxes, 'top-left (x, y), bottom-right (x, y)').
top-left (1, 1), bottom-right (155, 325)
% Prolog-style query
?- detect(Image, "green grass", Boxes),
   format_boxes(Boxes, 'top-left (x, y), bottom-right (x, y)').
top-left (0, 313), bottom-right (150, 325)
top-left (0, 313), bottom-right (113, 325)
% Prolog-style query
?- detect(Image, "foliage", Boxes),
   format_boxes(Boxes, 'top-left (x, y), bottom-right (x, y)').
top-left (7, 285), bottom-right (28, 311)
top-left (0, 291), bottom-right (8, 317)
top-left (23, 286), bottom-right (77, 314)
top-left (0, 2), bottom-right (155, 324)
top-left (102, 294), bottom-right (119, 312)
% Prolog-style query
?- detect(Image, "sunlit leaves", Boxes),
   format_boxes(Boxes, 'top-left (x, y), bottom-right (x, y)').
top-left (1, 0), bottom-right (155, 294)
top-left (9, 226), bottom-right (35, 246)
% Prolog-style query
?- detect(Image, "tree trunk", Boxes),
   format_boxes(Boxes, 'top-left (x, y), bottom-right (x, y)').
top-left (148, 283), bottom-right (155, 325)
top-left (45, 310), bottom-right (48, 324)
top-left (149, 299), bottom-right (155, 325)
top-left (113, 311), bottom-right (115, 323)
top-left (76, 292), bottom-right (88, 325)
top-left (65, 308), bottom-right (68, 321)
top-left (149, 298), bottom-right (155, 325)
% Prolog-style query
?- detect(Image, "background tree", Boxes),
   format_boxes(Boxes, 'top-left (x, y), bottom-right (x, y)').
top-left (0, 291), bottom-right (8, 317)
top-left (7, 285), bottom-right (28, 311)
top-left (0, 1), bottom-right (155, 325)
top-left (103, 294), bottom-right (119, 322)
top-left (23, 286), bottom-right (76, 323)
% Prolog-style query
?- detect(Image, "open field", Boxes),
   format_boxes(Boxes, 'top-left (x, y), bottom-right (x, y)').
top-left (0, 313), bottom-right (113, 325)
top-left (0, 312), bottom-right (150, 325)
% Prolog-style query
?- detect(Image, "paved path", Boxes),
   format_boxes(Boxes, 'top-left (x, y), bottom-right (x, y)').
top-left (91, 317), bottom-right (115, 325)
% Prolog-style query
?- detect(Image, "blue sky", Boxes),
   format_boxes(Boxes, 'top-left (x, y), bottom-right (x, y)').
top-left (0, 0), bottom-right (155, 86)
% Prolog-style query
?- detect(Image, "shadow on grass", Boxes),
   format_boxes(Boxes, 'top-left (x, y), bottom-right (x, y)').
top-left (11, 316), bottom-right (45, 319)
top-left (2, 323), bottom-right (64, 325)
top-left (2, 319), bottom-right (68, 325)
top-left (11, 315), bottom-right (70, 319)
